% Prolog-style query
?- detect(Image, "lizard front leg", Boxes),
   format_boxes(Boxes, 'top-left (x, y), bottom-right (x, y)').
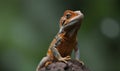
top-left (50, 37), bottom-right (71, 63)
top-left (74, 44), bottom-right (84, 65)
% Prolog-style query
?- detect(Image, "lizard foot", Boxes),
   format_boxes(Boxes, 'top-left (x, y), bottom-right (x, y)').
top-left (45, 61), bottom-right (52, 67)
top-left (76, 59), bottom-right (84, 65)
top-left (58, 56), bottom-right (71, 63)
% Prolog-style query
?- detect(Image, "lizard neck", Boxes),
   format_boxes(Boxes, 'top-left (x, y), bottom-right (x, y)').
top-left (58, 22), bottom-right (80, 41)
top-left (57, 30), bottom-right (78, 41)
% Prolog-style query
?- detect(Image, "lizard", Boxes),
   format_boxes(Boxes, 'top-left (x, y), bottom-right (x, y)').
top-left (36, 10), bottom-right (84, 71)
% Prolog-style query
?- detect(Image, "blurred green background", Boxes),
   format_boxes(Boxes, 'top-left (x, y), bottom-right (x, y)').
top-left (0, 0), bottom-right (120, 71)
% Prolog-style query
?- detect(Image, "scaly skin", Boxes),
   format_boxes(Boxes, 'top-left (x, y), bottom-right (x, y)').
top-left (36, 10), bottom-right (84, 71)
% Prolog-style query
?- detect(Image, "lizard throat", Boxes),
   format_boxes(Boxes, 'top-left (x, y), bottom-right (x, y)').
top-left (58, 28), bottom-right (78, 40)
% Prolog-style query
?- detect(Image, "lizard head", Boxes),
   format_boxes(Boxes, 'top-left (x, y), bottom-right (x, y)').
top-left (59, 10), bottom-right (84, 36)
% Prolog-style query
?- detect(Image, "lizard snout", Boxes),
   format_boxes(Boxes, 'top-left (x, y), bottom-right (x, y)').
top-left (74, 11), bottom-right (84, 19)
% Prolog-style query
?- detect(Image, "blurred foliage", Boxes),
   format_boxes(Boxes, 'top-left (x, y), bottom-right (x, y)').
top-left (0, 0), bottom-right (120, 71)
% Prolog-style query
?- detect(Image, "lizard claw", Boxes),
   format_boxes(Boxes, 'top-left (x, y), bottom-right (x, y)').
top-left (65, 56), bottom-right (71, 59)
top-left (58, 56), bottom-right (71, 63)
top-left (76, 59), bottom-right (84, 65)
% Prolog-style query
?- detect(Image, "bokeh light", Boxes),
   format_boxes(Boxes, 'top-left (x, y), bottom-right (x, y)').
top-left (101, 18), bottom-right (120, 38)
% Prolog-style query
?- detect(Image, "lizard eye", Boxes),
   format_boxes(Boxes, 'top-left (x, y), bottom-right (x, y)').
top-left (66, 13), bottom-right (71, 19)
